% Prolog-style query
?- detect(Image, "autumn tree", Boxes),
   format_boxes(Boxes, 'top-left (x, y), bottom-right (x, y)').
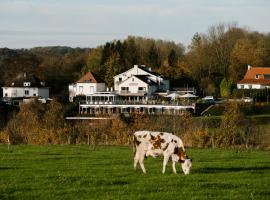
top-left (219, 102), bottom-right (244, 146)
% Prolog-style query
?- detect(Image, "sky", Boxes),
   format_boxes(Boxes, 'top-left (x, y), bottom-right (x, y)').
top-left (1, 0), bottom-right (270, 49)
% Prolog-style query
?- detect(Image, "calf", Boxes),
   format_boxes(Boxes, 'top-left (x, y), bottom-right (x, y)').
top-left (133, 131), bottom-right (192, 175)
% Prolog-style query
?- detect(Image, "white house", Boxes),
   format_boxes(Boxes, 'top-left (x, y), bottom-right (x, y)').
top-left (237, 65), bottom-right (270, 89)
top-left (2, 72), bottom-right (49, 99)
top-left (69, 71), bottom-right (106, 102)
top-left (114, 65), bottom-right (170, 100)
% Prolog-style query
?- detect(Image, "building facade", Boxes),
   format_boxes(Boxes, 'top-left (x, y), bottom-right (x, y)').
top-left (237, 65), bottom-right (270, 89)
top-left (2, 72), bottom-right (49, 99)
top-left (114, 65), bottom-right (170, 101)
top-left (69, 71), bottom-right (106, 102)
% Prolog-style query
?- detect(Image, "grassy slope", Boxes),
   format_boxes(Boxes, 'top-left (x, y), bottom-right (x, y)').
top-left (0, 145), bottom-right (269, 200)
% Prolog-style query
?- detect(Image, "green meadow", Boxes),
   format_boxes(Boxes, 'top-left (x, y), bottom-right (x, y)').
top-left (0, 145), bottom-right (269, 200)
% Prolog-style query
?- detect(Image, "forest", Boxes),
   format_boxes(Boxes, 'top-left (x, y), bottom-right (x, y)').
top-left (1, 23), bottom-right (270, 99)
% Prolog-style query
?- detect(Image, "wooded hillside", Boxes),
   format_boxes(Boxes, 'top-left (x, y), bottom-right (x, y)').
top-left (1, 23), bottom-right (270, 98)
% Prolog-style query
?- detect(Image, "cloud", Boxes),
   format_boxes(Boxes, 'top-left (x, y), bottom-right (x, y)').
top-left (1, 0), bottom-right (270, 48)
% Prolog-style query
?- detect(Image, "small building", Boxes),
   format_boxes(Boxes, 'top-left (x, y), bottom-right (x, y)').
top-left (69, 71), bottom-right (106, 102)
top-left (237, 65), bottom-right (270, 89)
top-left (1, 72), bottom-right (49, 99)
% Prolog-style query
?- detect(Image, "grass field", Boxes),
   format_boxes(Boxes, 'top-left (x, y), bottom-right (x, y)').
top-left (0, 145), bottom-right (269, 200)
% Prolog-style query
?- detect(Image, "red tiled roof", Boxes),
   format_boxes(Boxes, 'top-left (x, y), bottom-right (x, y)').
top-left (238, 66), bottom-right (270, 85)
top-left (242, 67), bottom-right (270, 79)
top-left (76, 71), bottom-right (102, 83)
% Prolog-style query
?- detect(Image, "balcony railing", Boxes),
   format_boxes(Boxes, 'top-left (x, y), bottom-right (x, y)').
top-left (80, 99), bottom-right (195, 106)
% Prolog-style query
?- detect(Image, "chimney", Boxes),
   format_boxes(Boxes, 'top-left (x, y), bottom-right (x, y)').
top-left (248, 65), bottom-right (252, 70)
top-left (134, 65), bottom-right (138, 74)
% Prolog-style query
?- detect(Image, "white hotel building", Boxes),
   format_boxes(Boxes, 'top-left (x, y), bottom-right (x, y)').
top-left (70, 65), bottom-right (195, 115)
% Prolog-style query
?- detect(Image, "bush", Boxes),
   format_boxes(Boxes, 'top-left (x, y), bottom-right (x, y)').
top-left (1, 100), bottom-right (268, 149)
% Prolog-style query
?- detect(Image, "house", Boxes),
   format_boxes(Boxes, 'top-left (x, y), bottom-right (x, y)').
top-left (237, 65), bottom-right (270, 89)
top-left (1, 72), bottom-right (49, 99)
top-left (69, 71), bottom-right (106, 102)
top-left (114, 65), bottom-right (170, 101)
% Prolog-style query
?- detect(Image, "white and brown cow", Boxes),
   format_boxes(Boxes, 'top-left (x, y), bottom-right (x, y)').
top-left (133, 131), bottom-right (192, 175)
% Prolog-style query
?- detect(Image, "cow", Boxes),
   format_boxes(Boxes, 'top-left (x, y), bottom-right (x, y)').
top-left (133, 131), bottom-right (192, 175)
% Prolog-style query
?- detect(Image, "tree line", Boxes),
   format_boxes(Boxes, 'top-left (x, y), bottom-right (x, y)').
top-left (1, 23), bottom-right (270, 98)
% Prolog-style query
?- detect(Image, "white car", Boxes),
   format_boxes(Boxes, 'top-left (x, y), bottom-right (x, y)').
top-left (243, 97), bottom-right (253, 103)
top-left (202, 96), bottom-right (215, 103)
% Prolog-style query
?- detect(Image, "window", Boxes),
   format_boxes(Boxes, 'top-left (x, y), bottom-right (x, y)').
top-left (79, 86), bottom-right (83, 93)
top-left (241, 85), bottom-right (244, 89)
top-left (248, 85), bottom-right (252, 89)
top-left (5, 93), bottom-right (7, 97)
top-left (121, 87), bottom-right (129, 93)
top-left (119, 77), bottom-right (122, 82)
top-left (121, 87), bottom-right (128, 90)
top-left (138, 87), bottom-right (146, 93)
top-left (24, 82), bottom-right (31, 86)
top-left (132, 78), bottom-right (134, 82)
top-left (264, 74), bottom-right (270, 80)
top-left (25, 90), bottom-right (29, 95)
top-left (33, 93), bottom-right (36, 96)
top-left (90, 86), bottom-right (94, 93)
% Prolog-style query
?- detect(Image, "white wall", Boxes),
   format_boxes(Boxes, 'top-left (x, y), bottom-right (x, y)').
top-left (114, 65), bottom-right (150, 91)
top-left (2, 87), bottom-right (49, 98)
top-left (237, 84), bottom-right (267, 89)
top-left (118, 76), bottom-right (149, 93)
top-left (114, 65), bottom-right (170, 92)
top-left (68, 82), bottom-right (106, 102)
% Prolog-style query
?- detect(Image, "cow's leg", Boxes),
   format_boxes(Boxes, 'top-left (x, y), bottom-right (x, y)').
top-left (162, 154), bottom-right (169, 174)
top-left (172, 161), bottom-right (177, 174)
top-left (139, 153), bottom-right (146, 173)
top-left (133, 144), bottom-right (141, 170)
top-left (134, 156), bottom-right (139, 170)
top-left (134, 143), bottom-right (147, 173)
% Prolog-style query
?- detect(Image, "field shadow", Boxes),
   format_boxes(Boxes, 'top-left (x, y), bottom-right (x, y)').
top-left (196, 166), bottom-right (270, 174)
top-left (0, 166), bottom-right (20, 170)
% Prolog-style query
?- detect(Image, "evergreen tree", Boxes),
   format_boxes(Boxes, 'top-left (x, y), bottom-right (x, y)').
top-left (220, 78), bottom-right (232, 98)
top-left (104, 52), bottom-right (120, 87)
top-left (147, 43), bottom-right (161, 68)
top-left (168, 49), bottom-right (177, 67)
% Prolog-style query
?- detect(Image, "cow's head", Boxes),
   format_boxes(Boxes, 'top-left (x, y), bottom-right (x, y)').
top-left (180, 158), bottom-right (192, 175)
top-left (174, 147), bottom-right (192, 175)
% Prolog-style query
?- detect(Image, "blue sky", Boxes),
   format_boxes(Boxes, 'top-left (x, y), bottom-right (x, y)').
top-left (1, 0), bottom-right (270, 48)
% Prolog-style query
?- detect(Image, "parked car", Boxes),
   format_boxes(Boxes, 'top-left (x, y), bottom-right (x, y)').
top-left (243, 97), bottom-right (253, 103)
top-left (201, 96), bottom-right (215, 104)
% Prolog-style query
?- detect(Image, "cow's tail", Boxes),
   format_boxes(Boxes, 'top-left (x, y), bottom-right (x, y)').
top-left (133, 135), bottom-right (139, 155)
top-left (133, 135), bottom-right (136, 154)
